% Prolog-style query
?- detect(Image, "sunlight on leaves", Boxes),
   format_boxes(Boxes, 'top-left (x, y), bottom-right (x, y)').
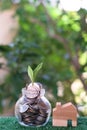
top-left (79, 51), bottom-right (87, 65)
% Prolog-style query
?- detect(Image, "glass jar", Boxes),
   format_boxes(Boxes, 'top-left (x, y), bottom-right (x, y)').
top-left (15, 82), bottom-right (51, 127)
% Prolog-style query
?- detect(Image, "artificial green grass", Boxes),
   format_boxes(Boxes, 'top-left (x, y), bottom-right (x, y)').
top-left (0, 117), bottom-right (87, 130)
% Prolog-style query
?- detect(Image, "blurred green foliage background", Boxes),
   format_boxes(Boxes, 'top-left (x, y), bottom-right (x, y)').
top-left (0, 0), bottom-right (87, 115)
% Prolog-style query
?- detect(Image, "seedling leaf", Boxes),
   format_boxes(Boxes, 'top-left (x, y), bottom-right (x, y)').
top-left (34, 62), bottom-right (43, 80)
top-left (28, 63), bottom-right (43, 83)
top-left (28, 66), bottom-right (34, 83)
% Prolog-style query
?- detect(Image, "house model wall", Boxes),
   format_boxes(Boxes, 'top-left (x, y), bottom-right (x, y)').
top-left (53, 102), bottom-right (77, 127)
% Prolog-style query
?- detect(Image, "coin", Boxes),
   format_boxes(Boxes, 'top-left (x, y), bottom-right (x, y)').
top-left (26, 83), bottom-right (40, 98)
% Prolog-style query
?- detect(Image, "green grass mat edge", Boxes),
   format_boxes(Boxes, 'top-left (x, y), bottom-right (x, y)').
top-left (0, 117), bottom-right (87, 130)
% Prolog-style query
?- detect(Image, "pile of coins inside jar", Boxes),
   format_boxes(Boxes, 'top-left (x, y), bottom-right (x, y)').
top-left (15, 83), bottom-right (51, 127)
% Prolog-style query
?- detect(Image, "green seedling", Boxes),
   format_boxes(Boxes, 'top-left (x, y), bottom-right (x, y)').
top-left (28, 63), bottom-right (43, 84)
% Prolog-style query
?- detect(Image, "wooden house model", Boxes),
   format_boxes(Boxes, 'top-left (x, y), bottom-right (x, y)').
top-left (53, 102), bottom-right (77, 127)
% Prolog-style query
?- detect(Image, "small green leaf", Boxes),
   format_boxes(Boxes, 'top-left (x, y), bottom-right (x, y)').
top-left (28, 63), bottom-right (43, 83)
top-left (34, 62), bottom-right (43, 80)
top-left (28, 66), bottom-right (34, 83)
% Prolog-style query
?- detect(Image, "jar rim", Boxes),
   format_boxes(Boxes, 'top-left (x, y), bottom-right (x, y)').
top-left (22, 86), bottom-right (45, 98)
